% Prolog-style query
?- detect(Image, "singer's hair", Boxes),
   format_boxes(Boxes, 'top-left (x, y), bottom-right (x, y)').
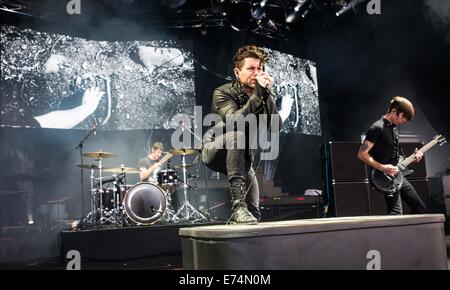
top-left (388, 96), bottom-right (415, 121)
top-left (233, 45), bottom-right (269, 69)
top-left (152, 142), bottom-right (164, 152)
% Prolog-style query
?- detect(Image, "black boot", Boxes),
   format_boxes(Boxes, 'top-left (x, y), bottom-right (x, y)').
top-left (229, 178), bottom-right (258, 224)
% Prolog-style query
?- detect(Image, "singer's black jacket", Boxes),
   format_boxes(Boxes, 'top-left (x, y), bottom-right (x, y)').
top-left (203, 81), bottom-right (281, 145)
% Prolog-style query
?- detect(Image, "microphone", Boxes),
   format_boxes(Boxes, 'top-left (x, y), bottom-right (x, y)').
top-left (265, 84), bottom-right (276, 98)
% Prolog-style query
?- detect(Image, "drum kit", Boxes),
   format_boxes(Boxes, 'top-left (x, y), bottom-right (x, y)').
top-left (78, 148), bottom-right (208, 227)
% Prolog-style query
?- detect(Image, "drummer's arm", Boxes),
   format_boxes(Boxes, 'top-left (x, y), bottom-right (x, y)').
top-left (139, 163), bottom-right (160, 181)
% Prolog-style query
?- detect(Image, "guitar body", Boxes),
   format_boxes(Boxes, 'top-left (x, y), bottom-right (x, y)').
top-left (368, 135), bottom-right (446, 196)
top-left (370, 168), bottom-right (404, 196)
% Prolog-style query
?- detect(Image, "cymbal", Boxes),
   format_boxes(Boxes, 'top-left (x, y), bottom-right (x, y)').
top-left (77, 164), bottom-right (110, 170)
top-left (83, 151), bottom-right (117, 158)
top-left (173, 163), bottom-right (194, 170)
top-left (169, 148), bottom-right (198, 155)
top-left (103, 167), bottom-right (140, 174)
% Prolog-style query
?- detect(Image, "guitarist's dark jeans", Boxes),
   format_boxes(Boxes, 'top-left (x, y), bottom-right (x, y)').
top-left (384, 179), bottom-right (426, 215)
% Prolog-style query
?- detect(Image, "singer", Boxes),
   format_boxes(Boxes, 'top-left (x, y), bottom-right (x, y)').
top-left (201, 45), bottom-right (282, 224)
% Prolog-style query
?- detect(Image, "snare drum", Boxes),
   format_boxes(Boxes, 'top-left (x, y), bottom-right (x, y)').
top-left (122, 182), bottom-right (167, 225)
top-left (157, 169), bottom-right (178, 191)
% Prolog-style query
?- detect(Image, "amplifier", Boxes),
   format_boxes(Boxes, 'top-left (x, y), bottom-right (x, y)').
top-left (323, 142), bottom-right (368, 182)
top-left (322, 142), bottom-right (428, 182)
top-left (260, 195), bottom-right (321, 206)
top-left (331, 181), bottom-right (371, 217)
top-left (260, 195), bottom-right (322, 221)
top-left (443, 175), bottom-right (450, 216)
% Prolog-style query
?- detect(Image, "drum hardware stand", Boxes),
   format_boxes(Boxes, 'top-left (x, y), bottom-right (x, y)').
top-left (88, 167), bottom-right (97, 224)
top-left (97, 173), bottom-right (126, 226)
top-left (77, 150), bottom-right (124, 228)
top-left (175, 124), bottom-right (211, 222)
top-left (161, 189), bottom-right (181, 223)
top-left (111, 174), bottom-right (126, 226)
top-left (174, 149), bottom-right (207, 222)
top-left (96, 156), bottom-right (107, 224)
top-left (75, 122), bottom-right (97, 220)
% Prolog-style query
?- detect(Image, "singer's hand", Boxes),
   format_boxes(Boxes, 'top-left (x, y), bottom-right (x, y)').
top-left (256, 72), bottom-right (274, 89)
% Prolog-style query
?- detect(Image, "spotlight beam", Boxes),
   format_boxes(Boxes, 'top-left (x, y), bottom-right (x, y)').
top-left (336, 0), bottom-right (366, 17)
top-left (286, 0), bottom-right (306, 23)
top-left (252, 0), bottom-right (269, 20)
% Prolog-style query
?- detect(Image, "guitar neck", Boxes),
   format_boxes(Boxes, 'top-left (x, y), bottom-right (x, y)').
top-left (400, 140), bottom-right (436, 167)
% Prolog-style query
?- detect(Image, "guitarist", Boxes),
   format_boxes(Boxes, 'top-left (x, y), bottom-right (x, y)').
top-left (357, 96), bottom-right (426, 215)
top-left (139, 142), bottom-right (165, 183)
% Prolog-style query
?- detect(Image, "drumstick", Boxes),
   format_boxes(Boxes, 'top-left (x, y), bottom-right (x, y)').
top-left (158, 153), bottom-right (173, 166)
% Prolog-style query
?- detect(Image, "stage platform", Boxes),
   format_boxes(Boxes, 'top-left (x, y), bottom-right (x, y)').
top-left (180, 214), bottom-right (448, 270)
top-left (60, 221), bottom-right (224, 270)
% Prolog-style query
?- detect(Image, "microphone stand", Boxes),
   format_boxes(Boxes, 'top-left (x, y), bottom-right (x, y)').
top-left (75, 125), bottom-right (96, 220)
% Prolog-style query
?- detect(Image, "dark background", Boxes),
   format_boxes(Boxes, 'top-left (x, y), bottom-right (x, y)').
top-left (1, 0), bottom-right (450, 265)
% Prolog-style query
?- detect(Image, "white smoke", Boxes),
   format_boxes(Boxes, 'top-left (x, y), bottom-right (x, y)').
top-left (425, 0), bottom-right (450, 43)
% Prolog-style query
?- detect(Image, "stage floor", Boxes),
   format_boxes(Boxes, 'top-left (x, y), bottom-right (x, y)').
top-left (59, 221), bottom-right (225, 270)
top-left (1, 219), bottom-right (449, 270)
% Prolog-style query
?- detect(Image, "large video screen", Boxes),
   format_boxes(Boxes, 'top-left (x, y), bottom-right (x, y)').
top-left (1, 25), bottom-right (320, 135)
top-left (266, 49), bottom-right (321, 135)
top-left (0, 25), bottom-right (195, 130)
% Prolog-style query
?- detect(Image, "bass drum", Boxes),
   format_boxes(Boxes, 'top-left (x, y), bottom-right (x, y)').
top-left (123, 182), bottom-right (167, 225)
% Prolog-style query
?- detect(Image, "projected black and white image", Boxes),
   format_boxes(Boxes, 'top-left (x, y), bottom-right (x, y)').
top-left (0, 25), bottom-right (195, 130)
top-left (266, 49), bottom-right (320, 135)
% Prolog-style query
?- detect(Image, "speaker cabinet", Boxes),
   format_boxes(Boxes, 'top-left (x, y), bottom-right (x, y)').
top-left (331, 181), bottom-right (370, 217)
top-left (443, 175), bottom-right (450, 216)
top-left (369, 178), bottom-right (430, 215)
top-left (325, 142), bottom-right (368, 181)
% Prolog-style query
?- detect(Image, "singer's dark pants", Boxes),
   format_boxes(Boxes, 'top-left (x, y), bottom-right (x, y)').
top-left (202, 131), bottom-right (260, 220)
top-left (384, 179), bottom-right (426, 215)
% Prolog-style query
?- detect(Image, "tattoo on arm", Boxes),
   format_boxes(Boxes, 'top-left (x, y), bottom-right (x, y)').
top-left (359, 141), bottom-right (369, 153)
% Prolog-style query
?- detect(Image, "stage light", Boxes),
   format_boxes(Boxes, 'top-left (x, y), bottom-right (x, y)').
top-left (252, 0), bottom-right (269, 20)
top-left (27, 214), bottom-right (34, 225)
top-left (227, 0), bottom-right (252, 31)
top-left (160, 0), bottom-right (187, 9)
top-left (301, 5), bottom-right (311, 18)
top-left (286, 0), bottom-right (306, 24)
top-left (259, 0), bottom-right (269, 8)
top-left (336, 0), bottom-right (365, 17)
top-left (256, 17), bottom-right (277, 32)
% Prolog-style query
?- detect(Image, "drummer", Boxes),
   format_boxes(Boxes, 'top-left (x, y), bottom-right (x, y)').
top-left (138, 142), bottom-right (164, 183)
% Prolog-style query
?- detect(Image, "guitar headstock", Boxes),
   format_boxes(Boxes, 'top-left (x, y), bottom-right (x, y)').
top-left (433, 135), bottom-right (447, 146)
